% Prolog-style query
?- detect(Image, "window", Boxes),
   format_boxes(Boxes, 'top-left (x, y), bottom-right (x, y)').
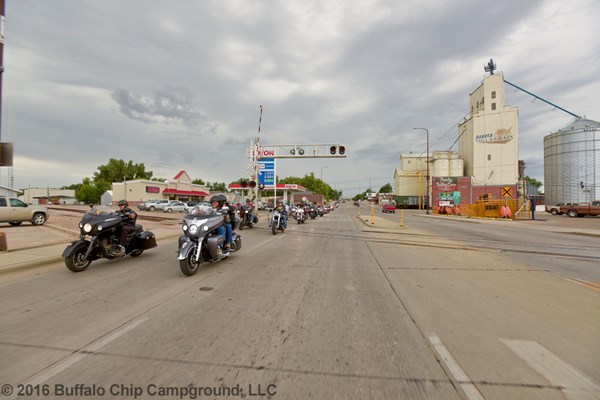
top-left (491, 91), bottom-right (496, 99)
top-left (0, 198), bottom-right (6, 207)
top-left (488, 154), bottom-right (491, 161)
top-left (491, 103), bottom-right (496, 110)
top-left (10, 198), bottom-right (27, 207)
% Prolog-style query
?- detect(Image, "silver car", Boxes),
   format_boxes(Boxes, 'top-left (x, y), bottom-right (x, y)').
top-left (163, 200), bottom-right (188, 213)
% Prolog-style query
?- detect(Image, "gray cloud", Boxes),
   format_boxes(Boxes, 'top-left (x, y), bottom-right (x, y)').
top-left (111, 87), bottom-right (204, 125)
top-left (2, 0), bottom-right (598, 195)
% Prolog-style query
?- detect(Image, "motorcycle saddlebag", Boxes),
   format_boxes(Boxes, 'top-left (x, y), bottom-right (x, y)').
top-left (137, 231), bottom-right (158, 250)
top-left (253, 215), bottom-right (259, 224)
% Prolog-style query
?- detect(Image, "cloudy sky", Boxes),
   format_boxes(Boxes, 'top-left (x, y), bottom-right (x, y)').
top-left (1, 0), bottom-right (598, 196)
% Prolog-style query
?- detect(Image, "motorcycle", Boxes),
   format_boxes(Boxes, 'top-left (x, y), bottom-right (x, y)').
top-left (62, 205), bottom-right (157, 272)
top-left (307, 205), bottom-right (318, 219)
top-left (268, 209), bottom-right (286, 235)
top-left (238, 204), bottom-right (256, 230)
top-left (177, 205), bottom-right (242, 276)
top-left (293, 207), bottom-right (307, 224)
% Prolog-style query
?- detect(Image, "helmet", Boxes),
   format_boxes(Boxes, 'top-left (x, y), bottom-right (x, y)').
top-left (210, 195), bottom-right (226, 207)
top-left (246, 198), bottom-right (251, 203)
top-left (118, 200), bottom-right (128, 207)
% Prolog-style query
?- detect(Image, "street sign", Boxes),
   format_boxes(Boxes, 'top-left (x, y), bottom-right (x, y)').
top-left (502, 187), bottom-right (512, 197)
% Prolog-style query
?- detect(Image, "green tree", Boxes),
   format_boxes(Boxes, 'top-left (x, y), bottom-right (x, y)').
top-left (278, 173), bottom-right (341, 201)
top-left (523, 176), bottom-right (542, 188)
top-left (75, 178), bottom-right (100, 204)
top-left (378, 183), bottom-right (393, 193)
top-left (207, 182), bottom-right (227, 192)
top-left (93, 158), bottom-right (154, 183)
top-left (192, 178), bottom-right (206, 185)
top-left (74, 159), bottom-right (156, 204)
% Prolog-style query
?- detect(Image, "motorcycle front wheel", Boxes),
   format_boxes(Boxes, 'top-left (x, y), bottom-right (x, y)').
top-left (272, 222), bottom-right (277, 235)
top-left (179, 245), bottom-right (201, 276)
top-left (65, 247), bottom-right (92, 272)
top-left (130, 249), bottom-right (144, 257)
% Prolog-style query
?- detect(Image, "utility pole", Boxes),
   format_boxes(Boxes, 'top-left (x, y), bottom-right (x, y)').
top-left (414, 128), bottom-right (430, 214)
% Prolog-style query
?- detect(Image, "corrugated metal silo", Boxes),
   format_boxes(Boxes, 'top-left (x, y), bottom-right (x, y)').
top-left (544, 118), bottom-right (600, 205)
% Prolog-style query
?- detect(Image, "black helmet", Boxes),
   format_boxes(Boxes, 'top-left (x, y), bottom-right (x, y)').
top-left (245, 198), bottom-right (251, 203)
top-left (118, 200), bottom-right (128, 207)
top-left (210, 195), bottom-right (221, 204)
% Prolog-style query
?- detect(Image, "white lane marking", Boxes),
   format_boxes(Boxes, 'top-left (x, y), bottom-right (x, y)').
top-left (501, 339), bottom-right (600, 400)
top-left (16, 317), bottom-right (148, 391)
top-left (428, 335), bottom-right (485, 400)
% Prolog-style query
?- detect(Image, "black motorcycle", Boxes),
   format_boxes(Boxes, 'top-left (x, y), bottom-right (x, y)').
top-left (238, 204), bottom-right (256, 230)
top-left (177, 205), bottom-right (242, 276)
top-left (268, 209), bottom-right (286, 235)
top-left (62, 205), bottom-right (157, 272)
top-left (307, 205), bottom-right (318, 219)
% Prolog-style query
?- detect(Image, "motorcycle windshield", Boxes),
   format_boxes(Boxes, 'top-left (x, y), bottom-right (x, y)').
top-left (187, 205), bottom-right (216, 217)
top-left (86, 205), bottom-right (117, 216)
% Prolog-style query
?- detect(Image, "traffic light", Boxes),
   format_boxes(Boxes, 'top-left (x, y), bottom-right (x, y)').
top-left (240, 181), bottom-right (248, 188)
top-left (249, 181), bottom-right (257, 189)
top-left (330, 145), bottom-right (346, 155)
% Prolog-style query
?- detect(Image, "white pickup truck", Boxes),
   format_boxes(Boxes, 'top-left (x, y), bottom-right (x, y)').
top-left (0, 196), bottom-right (49, 226)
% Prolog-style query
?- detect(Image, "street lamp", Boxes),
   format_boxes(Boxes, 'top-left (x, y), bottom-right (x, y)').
top-left (413, 128), bottom-right (430, 214)
top-left (320, 166), bottom-right (328, 181)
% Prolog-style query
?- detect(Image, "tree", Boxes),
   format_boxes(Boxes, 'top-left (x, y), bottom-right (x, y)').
top-left (74, 159), bottom-right (156, 204)
top-left (279, 173), bottom-right (341, 200)
top-left (206, 182), bottom-right (227, 192)
top-left (75, 178), bottom-right (101, 204)
top-left (378, 183), bottom-right (393, 193)
top-left (93, 158), bottom-right (154, 183)
top-left (192, 178), bottom-right (205, 185)
top-left (523, 176), bottom-right (542, 188)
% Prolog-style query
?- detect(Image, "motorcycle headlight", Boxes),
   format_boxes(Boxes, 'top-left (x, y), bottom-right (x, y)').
top-left (83, 223), bottom-right (92, 233)
top-left (189, 224), bottom-right (200, 235)
top-left (182, 225), bottom-right (188, 232)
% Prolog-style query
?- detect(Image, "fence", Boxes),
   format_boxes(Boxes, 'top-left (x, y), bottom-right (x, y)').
top-left (440, 199), bottom-right (522, 219)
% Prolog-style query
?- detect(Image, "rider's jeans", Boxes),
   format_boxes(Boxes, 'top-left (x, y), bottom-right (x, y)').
top-left (224, 223), bottom-right (233, 244)
top-left (217, 226), bottom-right (226, 241)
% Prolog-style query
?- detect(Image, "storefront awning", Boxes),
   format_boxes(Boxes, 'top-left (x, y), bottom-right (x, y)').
top-left (162, 189), bottom-right (210, 196)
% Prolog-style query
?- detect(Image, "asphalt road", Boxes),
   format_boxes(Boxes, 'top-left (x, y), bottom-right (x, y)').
top-left (0, 205), bottom-right (598, 400)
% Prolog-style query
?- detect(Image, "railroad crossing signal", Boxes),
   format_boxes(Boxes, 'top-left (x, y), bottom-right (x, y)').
top-left (502, 187), bottom-right (512, 197)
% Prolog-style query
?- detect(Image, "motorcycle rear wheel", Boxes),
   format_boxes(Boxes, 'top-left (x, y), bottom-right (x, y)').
top-left (179, 245), bottom-right (201, 276)
top-left (65, 247), bottom-right (91, 272)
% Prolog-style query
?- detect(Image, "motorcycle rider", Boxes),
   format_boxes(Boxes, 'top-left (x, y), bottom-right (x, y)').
top-left (243, 198), bottom-right (255, 225)
top-left (275, 200), bottom-right (287, 228)
top-left (115, 199), bottom-right (137, 253)
top-left (222, 196), bottom-right (236, 251)
top-left (210, 195), bottom-right (233, 250)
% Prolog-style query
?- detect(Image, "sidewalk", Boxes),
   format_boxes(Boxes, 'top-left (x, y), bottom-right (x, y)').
top-left (355, 209), bottom-right (600, 237)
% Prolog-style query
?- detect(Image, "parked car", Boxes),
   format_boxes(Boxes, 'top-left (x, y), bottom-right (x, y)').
top-left (0, 196), bottom-right (49, 226)
top-left (163, 200), bottom-right (188, 213)
top-left (382, 204), bottom-right (396, 213)
top-left (139, 199), bottom-right (169, 211)
top-left (561, 201), bottom-right (600, 217)
top-left (545, 202), bottom-right (564, 215)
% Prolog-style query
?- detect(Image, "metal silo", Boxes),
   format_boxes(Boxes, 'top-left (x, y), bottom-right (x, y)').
top-left (544, 118), bottom-right (600, 205)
